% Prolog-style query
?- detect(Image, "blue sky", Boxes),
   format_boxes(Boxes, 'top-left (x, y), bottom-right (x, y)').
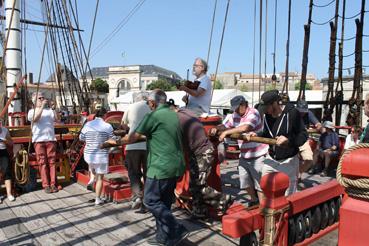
top-left (20, 0), bottom-right (369, 81)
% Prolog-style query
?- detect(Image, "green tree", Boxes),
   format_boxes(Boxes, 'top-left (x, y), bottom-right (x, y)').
top-left (146, 78), bottom-right (177, 91)
top-left (90, 78), bottom-right (109, 93)
top-left (213, 80), bottom-right (224, 89)
top-left (239, 84), bottom-right (248, 92)
top-left (295, 82), bottom-right (312, 90)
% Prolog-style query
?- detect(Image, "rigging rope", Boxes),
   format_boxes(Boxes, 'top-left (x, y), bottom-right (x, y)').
top-left (252, 0), bottom-right (257, 105)
top-left (263, 0), bottom-right (268, 92)
top-left (311, 16), bottom-right (336, 25)
top-left (83, 0), bottom-right (100, 76)
top-left (313, 0), bottom-right (336, 8)
top-left (282, 0), bottom-right (292, 98)
top-left (337, 144), bottom-right (369, 200)
top-left (90, 0), bottom-right (147, 58)
top-left (272, 0), bottom-right (277, 88)
top-left (206, 0), bottom-right (218, 64)
top-left (211, 0), bottom-right (230, 99)
top-left (258, 0), bottom-right (263, 100)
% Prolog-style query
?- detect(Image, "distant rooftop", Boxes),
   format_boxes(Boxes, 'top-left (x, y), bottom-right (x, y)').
top-left (84, 65), bottom-right (182, 80)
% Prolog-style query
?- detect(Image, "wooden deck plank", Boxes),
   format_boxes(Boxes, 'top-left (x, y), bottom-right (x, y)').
top-left (0, 199), bottom-right (40, 245)
top-left (23, 189), bottom-right (99, 246)
top-left (43, 185), bottom-right (135, 245)
top-left (37, 187), bottom-right (110, 246)
top-left (6, 192), bottom-right (68, 245)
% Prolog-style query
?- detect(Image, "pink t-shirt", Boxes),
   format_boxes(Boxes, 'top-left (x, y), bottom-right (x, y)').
top-left (225, 108), bottom-right (268, 159)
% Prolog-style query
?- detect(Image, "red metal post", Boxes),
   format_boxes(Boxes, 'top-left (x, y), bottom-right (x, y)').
top-left (338, 147), bottom-right (369, 246)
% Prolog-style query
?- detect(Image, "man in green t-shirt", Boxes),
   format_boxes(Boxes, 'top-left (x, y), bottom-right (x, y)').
top-left (123, 89), bottom-right (188, 245)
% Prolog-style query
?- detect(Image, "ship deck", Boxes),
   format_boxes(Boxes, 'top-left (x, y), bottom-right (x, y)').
top-left (0, 160), bottom-right (338, 245)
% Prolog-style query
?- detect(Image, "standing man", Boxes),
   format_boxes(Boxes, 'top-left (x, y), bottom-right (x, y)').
top-left (257, 90), bottom-right (308, 195)
top-left (361, 93), bottom-right (369, 143)
top-left (121, 89), bottom-right (188, 246)
top-left (179, 58), bottom-right (212, 115)
top-left (212, 96), bottom-right (269, 204)
top-left (121, 91), bottom-right (151, 210)
top-left (169, 101), bottom-right (232, 217)
top-left (80, 108), bottom-right (114, 205)
top-left (27, 92), bottom-right (60, 193)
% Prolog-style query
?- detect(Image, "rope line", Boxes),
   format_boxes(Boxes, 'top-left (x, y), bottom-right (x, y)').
top-left (311, 16), bottom-right (336, 25)
top-left (313, 0), bottom-right (335, 8)
top-left (206, 0), bottom-right (218, 64)
top-left (337, 144), bottom-right (369, 200)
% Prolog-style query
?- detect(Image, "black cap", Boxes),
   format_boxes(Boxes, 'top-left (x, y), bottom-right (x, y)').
top-left (230, 95), bottom-right (247, 111)
top-left (296, 100), bottom-right (309, 113)
top-left (167, 98), bottom-right (178, 107)
top-left (258, 90), bottom-right (281, 114)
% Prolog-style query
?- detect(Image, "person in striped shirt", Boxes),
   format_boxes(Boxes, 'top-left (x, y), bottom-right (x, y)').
top-left (211, 95), bottom-right (269, 205)
top-left (79, 108), bottom-right (114, 206)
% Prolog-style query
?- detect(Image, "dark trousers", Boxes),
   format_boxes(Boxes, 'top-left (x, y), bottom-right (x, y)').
top-left (125, 150), bottom-right (147, 199)
top-left (143, 177), bottom-right (179, 242)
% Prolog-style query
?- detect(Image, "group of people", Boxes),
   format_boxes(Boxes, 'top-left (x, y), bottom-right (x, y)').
top-left (2, 55), bottom-right (369, 246)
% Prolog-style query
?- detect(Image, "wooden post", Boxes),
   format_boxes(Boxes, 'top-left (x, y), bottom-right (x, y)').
top-left (259, 172), bottom-right (290, 246)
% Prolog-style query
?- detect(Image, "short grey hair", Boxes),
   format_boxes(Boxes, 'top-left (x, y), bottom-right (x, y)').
top-left (195, 57), bottom-right (208, 73)
top-left (132, 91), bottom-right (148, 103)
top-left (31, 91), bottom-right (45, 104)
top-left (148, 89), bottom-right (167, 105)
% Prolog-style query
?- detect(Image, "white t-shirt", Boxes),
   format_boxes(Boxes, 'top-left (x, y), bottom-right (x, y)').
top-left (0, 127), bottom-right (9, 149)
top-left (121, 101), bottom-right (151, 150)
top-left (344, 134), bottom-right (360, 149)
top-left (28, 108), bottom-right (56, 143)
top-left (188, 74), bottom-right (212, 113)
top-left (80, 118), bottom-right (114, 165)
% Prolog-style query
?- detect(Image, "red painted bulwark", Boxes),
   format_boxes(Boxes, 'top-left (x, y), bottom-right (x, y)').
top-left (338, 198), bottom-right (369, 246)
top-left (341, 148), bottom-right (369, 178)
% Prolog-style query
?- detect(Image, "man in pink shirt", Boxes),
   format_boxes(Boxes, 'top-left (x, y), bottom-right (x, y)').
top-left (211, 96), bottom-right (268, 205)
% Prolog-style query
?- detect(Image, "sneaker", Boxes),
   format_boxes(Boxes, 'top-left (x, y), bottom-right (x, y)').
top-left (131, 197), bottom-right (142, 210)
top-left (44, 186), bottom-right (52, 194)
top-left (50, 185), bottom-right (59, 193)
top-left (168, 226), bottom-right (190, 246)
top-left (8, 195), bottom-right (15, 202)
top-left (95, 197), bottom-right (104, 206)
top-left (320, 170), bottom-right (328, 177)
top-left (146, 237), bottom-right (166, 246)
top-left (134, 204), bottom-right (149, 214)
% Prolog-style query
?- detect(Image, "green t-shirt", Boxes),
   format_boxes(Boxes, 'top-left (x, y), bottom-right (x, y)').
top-left (135, 104), bottom-right (185, 179)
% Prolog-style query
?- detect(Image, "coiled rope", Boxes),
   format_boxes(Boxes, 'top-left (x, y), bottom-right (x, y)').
top-left (14, 149), bottom-right (29, 185)
top-left (336, 143), bottom-right (369, 200)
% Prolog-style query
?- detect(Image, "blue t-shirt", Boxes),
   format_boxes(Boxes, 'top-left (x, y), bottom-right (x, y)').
top-left (319, 131), bottom-right (339, 151)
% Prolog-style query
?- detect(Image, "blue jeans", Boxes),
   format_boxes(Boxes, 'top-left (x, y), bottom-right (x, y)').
top-left (143, 177), bottom-right (180, 242)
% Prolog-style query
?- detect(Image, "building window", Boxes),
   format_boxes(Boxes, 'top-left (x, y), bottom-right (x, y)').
top-left (119, 80), bottom-right (131, 92)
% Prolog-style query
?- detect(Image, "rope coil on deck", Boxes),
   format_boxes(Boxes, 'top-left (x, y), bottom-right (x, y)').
top-left (14, 150), bottom-right (29, 185)
top-left (336, 143), bottom-right (369, 200)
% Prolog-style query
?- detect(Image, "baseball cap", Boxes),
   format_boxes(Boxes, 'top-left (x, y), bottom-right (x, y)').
top-left (296, 100), bottom-right (309, 113)
top-left (258, 90), bottom-right (281, 114)
top-left (230, 95), bottom-right (247, 111)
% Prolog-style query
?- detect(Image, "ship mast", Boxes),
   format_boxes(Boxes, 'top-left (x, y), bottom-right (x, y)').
top-left (5, 0), bottom-right (22, 113)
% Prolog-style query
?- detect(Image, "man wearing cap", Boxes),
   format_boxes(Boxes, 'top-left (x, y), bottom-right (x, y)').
top-left (311, 121), bottom-right (339, 176)
top-left (360, 93), bottom-right (369, 143)
top-left (170, 101), bottom-right (232, 217)
top-left (179, 58), bottom-right (212, 116)
top-left (210, 95), bottom-right (269, 204)
top-left (120, 91), bottom-right (151, 210)
top-left (256, 90), bottom-right (308, 195)
top-left (27, 92), bottom-right (60, 193)
top-left (119, 89), bottom-right (189, 245)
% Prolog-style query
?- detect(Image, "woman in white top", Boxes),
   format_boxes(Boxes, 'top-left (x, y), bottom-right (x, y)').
top-left (0, 121), bottom-right (15, 202)
top-left (344, 126), bottom-right (362, 150)
top-left (79, 108), bottom-right (114, 205)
